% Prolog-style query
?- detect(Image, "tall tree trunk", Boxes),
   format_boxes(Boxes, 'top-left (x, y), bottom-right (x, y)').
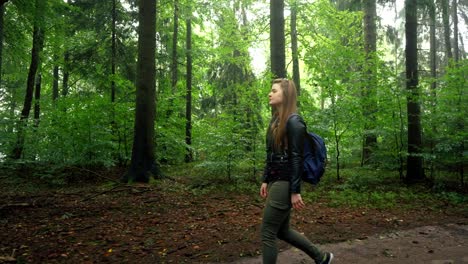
top-left (405, 0), bottom-right (425, 182)
top-left (11, 0), bottom-right (45, 159)
top-left (52, 57), bottom-right (59, 101)
top-left (34, 73), bottom-right (41, 127)
top-left (429, 1), bottom-right (437, 94)
top-left (270, 0), bottom-right (286, 78)
top-left (428, 0), bottom-right (437, 178)
top-left (290, 0), bottom-right (300, 102)
top-left (451, 0), bottom-right (463, 184)
top-left (8, 90), bottom-right (16, 134)
top-left (123, 0), bottom-right (157, 183)
top-left (452, 0), bottom-right (459, 61)
top-left (459, 32), bottom-right (466, 59)
top-left (441, 0), bottom-right (453, 60)
top-left (185, 12), bottom-right (193, 163)
top-left (171, 0), bottom-right (179, 94)
top-left (110, 0), bottom-right (118, 158)
top-left (171, 0), bottom-right (179, 91)
top-left (111, 0), bottom-right (116, 103)
top-left (362, 0), bottom-right (377, 165)
top-left (0, 4), bottom-right (4, 89)
top-left (62, 0), bottom-right (71, 98)
top-left (62, 51), bottom-right (70, 97)
top-left (393, 2), bottom-right (405, 179)
top-left (166, 0), bottom-right (179, 118)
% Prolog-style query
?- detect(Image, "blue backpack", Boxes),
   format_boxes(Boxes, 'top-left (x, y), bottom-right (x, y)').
top-left (302, 132), bottom-right (327, 185)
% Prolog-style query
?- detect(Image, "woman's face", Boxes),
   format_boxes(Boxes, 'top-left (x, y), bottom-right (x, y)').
top-left (268, 83), bottom-right (283, 107)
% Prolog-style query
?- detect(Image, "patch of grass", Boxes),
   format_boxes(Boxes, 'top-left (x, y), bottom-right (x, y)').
top-left (435, 191), bottom-right (468, 205)
top-left (302, 168), bottom-right (467, 210)
top-left (323, 189), bottom-right (397, 209)
top-left (160, 164), bottom-right (467, 211)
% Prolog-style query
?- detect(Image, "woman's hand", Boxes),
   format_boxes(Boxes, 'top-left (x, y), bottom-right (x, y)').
top-left (260, 183), bottom-right (268, 198)
top-left (291, 193), bottom-right (305, 210)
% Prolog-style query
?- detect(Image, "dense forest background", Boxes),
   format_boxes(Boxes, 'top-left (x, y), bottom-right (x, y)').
top-left (0, 0), bottom-right (466, 189)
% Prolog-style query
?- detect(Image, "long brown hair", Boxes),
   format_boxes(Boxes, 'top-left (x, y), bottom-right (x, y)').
top-left (270, 78), bottom-right (298, 150)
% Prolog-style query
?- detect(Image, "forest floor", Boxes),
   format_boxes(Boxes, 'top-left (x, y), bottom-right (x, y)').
top-left (0, 166), bottom-right (467, 264)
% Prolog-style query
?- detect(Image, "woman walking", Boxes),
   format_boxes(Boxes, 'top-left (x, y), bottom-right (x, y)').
top-left (260, 78), bottom-right (333, 264)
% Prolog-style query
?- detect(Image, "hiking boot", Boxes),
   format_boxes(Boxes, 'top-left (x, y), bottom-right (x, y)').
top-left (320, 252), bottom-right (333, 264)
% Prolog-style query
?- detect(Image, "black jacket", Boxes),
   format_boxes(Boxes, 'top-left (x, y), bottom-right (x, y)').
top-left (262, 114), bottom-right (306, 193)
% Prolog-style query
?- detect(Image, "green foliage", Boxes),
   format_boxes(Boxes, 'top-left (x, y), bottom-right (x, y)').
top-left (1, 0), bottom-right (467, 191)
top-left (0, 161), bottom-right (82, 189)
top-left (303, 168), bottom-right (467, 209)
top-left (299, 0), bottom-right (366, 174)
top-left (161, 162), bottom-right (259, 196)
top-left (192, 108), bottom-right (264, 181)
top-left (1, 96), bottom-right (134, 167)
top-left (435, 191), bottom-right (467, 205)
top-left (326, 189), bottom-right (398, 208)
top-left (155, 114), bottom-right (188, 164)
top-left (430, 60), bottom-right (467, 170)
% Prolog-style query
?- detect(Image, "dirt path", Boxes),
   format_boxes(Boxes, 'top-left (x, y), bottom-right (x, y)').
top-left (1, 173), bottom-right (466, 263)
top-left (225, 224), bottom-right (468, 264)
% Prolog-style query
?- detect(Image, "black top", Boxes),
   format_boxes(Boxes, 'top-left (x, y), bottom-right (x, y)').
top-left (263, 114), bottom-right (306, 193)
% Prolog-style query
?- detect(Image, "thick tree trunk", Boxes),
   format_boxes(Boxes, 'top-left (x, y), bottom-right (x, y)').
top-left (429, 1), bottom-right (437, 93)
top-left (52, 56), bottom-right (59, 101)
top-left (428, 0), bottom-right (437, 177)
top-left (22, 29), bottom-right (42, 118)
top-left (405, 0), bottom-right (425, 182)
top-left (362, 0), bottom-right (377, 165)
top-left (270, 0), bottom-right (286, 78)
top-left (62, 0), bottom-right (71, 97)
top-left (441, 0), bottom-right (453, 60)
top-left (111, 0), bottom-right (116, 103)
top-left (34, 73), bottom-right (41, 127)
top-left (290, 0), bottom-right (300, 101)
top-left (185, 14), bottom-right (193, 163)
top-left (166, 0), bottom-right (179, 118)
top-left (0, 4), bottom-right (4, 89)
top-left (123, 0), bottom-right (157, 183)
top-left (459, 32), bottom-right (466, 59)
top-left (12, 0), bottom-right (45, 159)
top-left (62, 51), bottom-right (70, 97)
top-left (452, 0), bottom-right (459, 61)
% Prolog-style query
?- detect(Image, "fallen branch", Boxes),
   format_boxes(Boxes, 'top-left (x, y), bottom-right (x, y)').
top-left (80, 184), bottom-right (154, 202)
top-left (0, 203), bottom-right (31, 210)
top-left (167, 244), bottom-right (188, 254)
top-left (80, 184), bottom-right (124, 202)
top-left (0, 256), bottom-right (16, 263)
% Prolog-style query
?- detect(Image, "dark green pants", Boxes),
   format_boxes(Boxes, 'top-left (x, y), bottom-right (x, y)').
top-left (261, 181), bottom-right (324, 264)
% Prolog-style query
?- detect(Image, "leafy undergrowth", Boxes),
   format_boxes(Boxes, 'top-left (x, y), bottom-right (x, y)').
top-left (0, 166), bottom-right (467, 263)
